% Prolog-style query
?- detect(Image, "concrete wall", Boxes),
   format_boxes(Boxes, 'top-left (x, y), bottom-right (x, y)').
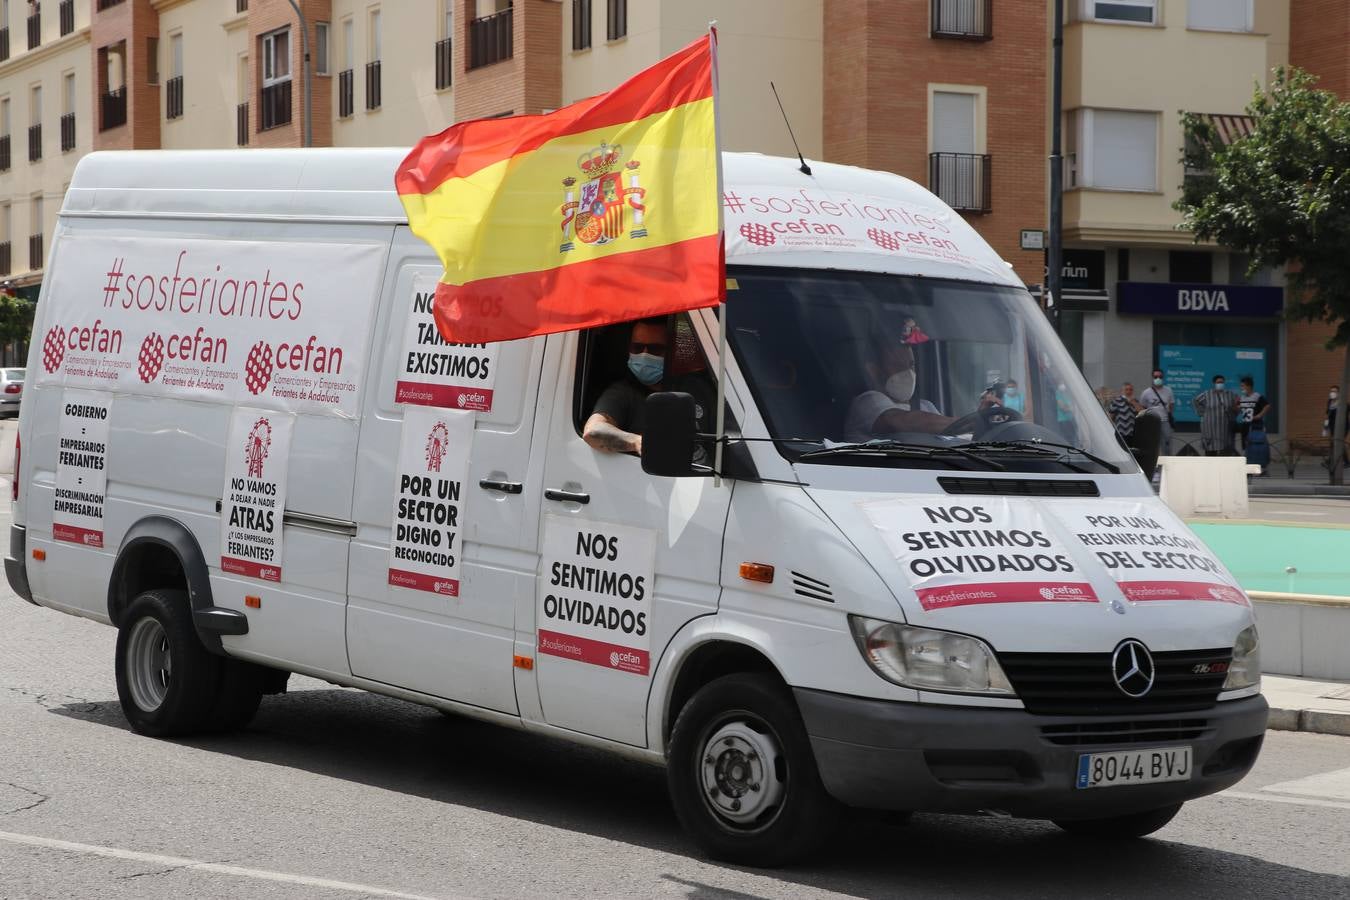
top-left (158, 0), bottom-right (248, 149)
top-left (1256, 598), bottom-right (1350, 680)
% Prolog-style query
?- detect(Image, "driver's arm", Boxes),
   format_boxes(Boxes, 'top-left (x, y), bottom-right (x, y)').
top-left (871, 408), bottom-right (955, 435)
top-left (583, 412), bottom-right (642, 454)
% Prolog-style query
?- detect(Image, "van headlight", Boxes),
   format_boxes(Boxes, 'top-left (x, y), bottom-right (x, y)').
top-left (848, 616), bottom-right (1015, 696)
top-left (1223, 625), bottom-right (1261, 690)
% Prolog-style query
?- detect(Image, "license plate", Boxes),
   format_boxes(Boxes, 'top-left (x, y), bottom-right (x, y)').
top-left (1076, 747), bottom-right (1192, 789)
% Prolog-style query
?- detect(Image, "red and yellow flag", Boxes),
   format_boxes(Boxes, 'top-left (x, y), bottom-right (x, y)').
top-left (396, 33), bottom-right (723, 345)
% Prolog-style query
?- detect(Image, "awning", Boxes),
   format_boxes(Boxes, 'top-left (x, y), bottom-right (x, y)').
top-left (1196, 113), bottom-right (1255, 146)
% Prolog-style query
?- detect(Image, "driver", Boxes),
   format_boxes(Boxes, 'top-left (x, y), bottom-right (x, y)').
top-left (843, 341), bottom-right (953, 441)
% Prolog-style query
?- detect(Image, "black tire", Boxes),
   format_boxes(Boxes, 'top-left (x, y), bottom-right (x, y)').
top-left (114, 590), bottom-right (222, 737)
top-left (206, 658), bottom-right (266, 732)
top-left (667, 673), bottom-right (839, 867)
top-left (1053, 802), bottom-right (1182, 838)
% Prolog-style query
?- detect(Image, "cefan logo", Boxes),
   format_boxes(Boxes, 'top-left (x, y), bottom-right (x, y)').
top-left (244, 417), bottom-right (273, 479)
top-left (425, 421), bottom-right (450, 473)
top-left (738, 222), bottom-right (777, 247)
top-left (42, 326), bottom-right (67, 374)
top-left (609, 650), bottom-right (641, 669)
top-left (137, 332), bottom-right (166, 383)
top-left (1039, 584), bottom-right (1089, 601)
top-left (244, 340), bottom-right (275, 396)
top-left (867, 227), bottom-right (902, 252)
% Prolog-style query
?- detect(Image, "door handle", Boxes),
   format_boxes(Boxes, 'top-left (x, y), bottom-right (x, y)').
top-left (544, 488), bottom-right (590, 504)
top-left (479, 479), bottom-right (523, 494)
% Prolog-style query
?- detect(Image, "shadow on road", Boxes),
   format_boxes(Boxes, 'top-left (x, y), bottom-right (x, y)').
top-left (51, 689), bottom-right (1350, 899)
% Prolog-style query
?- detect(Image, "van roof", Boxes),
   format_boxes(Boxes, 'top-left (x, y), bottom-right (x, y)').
top-left (64, 148), bottom-right (1019, 287)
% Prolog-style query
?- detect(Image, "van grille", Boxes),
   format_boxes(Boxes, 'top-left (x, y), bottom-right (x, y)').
top-left (938, 477), bottom-right (1099, 497)
top-left (1040, 718), bottom-right (1211, 746)
top-left (998, 648), bottom-right (1231, 716)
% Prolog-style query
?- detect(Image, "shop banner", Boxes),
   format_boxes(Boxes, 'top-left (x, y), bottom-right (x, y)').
top-left (1050, 501), bottom-right (1248, 605)
top-left (538, 517), bottom-right (656, 675)
top-left (394, 273), bottom-right (501, 412)
top-left (1159, 345), bottom-right (1266, 425)
top-left (34, 236), bottom-right (383, 418)
top-left (1117, 282), bottom-right (1282, 318)
top-left (387, 406), bottom-right (473, 596)
top-left (220, 408), bottom-right (294, 582)
top-left (53, 390), bottom-right (112, 548)
top-left (861, 497), bottom-right (1099, 612)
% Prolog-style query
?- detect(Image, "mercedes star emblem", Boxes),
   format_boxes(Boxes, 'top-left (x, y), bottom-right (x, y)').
top-left (1111, 639), bottom-right (1156, 698)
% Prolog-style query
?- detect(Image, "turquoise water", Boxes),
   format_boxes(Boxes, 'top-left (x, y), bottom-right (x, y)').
top-left (1189, 523), bottom-right (1350, 597)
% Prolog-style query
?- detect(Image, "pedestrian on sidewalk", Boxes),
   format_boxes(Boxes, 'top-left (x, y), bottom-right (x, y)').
top-left (1237, 376), bottom-right (1270, 475)
top-left (1003, 378), bottom-right (1025, 414)
top-left (1193, 374), bottom-right (1240, 456)
top-left (1324, 384), bottom-right (1349, 470)
top-left (1108, 382), bottom-right (1143, 444)
top-left (1140, 369), bottom-right (1175, 455)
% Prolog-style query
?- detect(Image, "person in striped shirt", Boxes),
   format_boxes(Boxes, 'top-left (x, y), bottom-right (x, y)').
top-left (1108, 382), bottom-right (1143, 444)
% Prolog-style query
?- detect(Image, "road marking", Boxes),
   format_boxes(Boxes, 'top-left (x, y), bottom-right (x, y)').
top-left (0, 829), bottom-right (452, 899)
top-left (1221, 791), bottom-right (1350, 812)
top-left (1260, 767), bottom-right (1350, 802)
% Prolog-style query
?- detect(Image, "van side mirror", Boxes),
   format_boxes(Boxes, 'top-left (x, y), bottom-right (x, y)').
top-left (1130, 412), bottom-right (1161, 481)
top-left (641, 392), bottom-right (698, 477)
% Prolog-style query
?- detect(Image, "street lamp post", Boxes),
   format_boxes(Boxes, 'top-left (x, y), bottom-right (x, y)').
top-left (1048, 0), bottom-right (1064, 333)
top-left (286, 0), bottom-right (312, 148)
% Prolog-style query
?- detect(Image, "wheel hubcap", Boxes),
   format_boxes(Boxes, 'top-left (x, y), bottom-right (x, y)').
top-left (125, 617), bottom-right (172, 712)
top-left (699, 720), bottom-right (785, 826)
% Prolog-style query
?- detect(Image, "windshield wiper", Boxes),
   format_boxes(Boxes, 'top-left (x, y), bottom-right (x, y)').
top-left (798, 440), bottom-right (1007, 471)
top-left (961, 439), bottom-right (1121, 474)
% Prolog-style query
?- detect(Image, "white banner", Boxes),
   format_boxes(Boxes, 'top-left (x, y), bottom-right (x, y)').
top-left (387, 406), bottom-right (473, 596)
top-left (220, 408), bottom-right (294, 583)
top-left (538, 517), bottom-right (656, 676)
top-left (34, 236), bottom-right (383, 418)
top-left (861, 497), bottom-right (1099, 612)
top-left (53, 390), bottom-right (111, 548)
top-left (394, 273), bottom-right (501, 412)
top-left (1049, 501), bottom-right (1248, 605)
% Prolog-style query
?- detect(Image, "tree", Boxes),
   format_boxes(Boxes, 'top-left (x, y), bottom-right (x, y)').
top-left (1177, 67), bottom-right (1350, 484)
top-left (0, 291), bottom-right (34, 365)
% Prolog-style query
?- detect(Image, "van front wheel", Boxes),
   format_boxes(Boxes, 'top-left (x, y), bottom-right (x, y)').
top-left (667, 674), bottom-right (838, 867)
top-left (115, 590), bottom-right (221, 737)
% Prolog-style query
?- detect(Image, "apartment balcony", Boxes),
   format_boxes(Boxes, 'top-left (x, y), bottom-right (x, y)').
top-left (931, 0), bottom-right (992, 40)
top-left (435, 38), bottom-right (452, 90)
top-left (28, 233), bottom-right (42, 271)
top-left (59, 0), bottom-right (74, 36)
top-left (26, 10), bottom-right (39, 50)
top-left (469, 7), bottom-right (512, 70)
top-left (365, 60), bottom-right (381, 111)
top-left (929, 152), bottom-right (991, 213)
top-left (259, 80), bottom-right (292, 131)
top-left (60, 113), bottom-right (75, 151)
top-left (338, 69), bottom-right (353, 118)
top-left (27, 124), bottom-right (40, 162)
top-left (236, 102), bottom-right (248, 146)
top-left (100, 88), bottom-right (126, 131)
top-left (166, 75), bottom-right (183, 119)
top-left (0, 242), bottom-right (10, 277)
top-left (0, 135), bottom-right (9, 172)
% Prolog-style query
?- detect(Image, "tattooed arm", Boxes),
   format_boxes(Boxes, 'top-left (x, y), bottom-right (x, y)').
top-left (583, 412), bottom-right (642, 454)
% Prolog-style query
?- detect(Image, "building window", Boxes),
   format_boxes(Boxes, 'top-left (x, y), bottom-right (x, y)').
top-left (1081, 0), bottom-right (1156, 24)
top-left (166, 33), bottom-right (183, 119)
top-left (931, 0), bottom-right (992, 40)
top-left (366, 8), bottom-right (381, 111)
top-left (99, 42), bottom-right (127, 130)
top-left (928, 88), bottom-right (990, 213)
top-left (1068, 108), bottom-right (1158, 192)
top-left (29, 193), bottom-right (42, 271)
top-left (0, 204), bottom-right (10, 276)
top-left (1188, 0), bottom-right (1251, 32)
top-left (146, 36), bottom-right (158, 84)
top-left (338, 18), bottom-right (353, 117)
top-left (59, 0), bottom-right (73, 37)
top-left (606, 0), bottom-right (626, 41)
top-left (469, 1), bottom-right (512, 69)
top-left (314, 21), bottom-right (329, 75)
top-left (25, 0), bottom-right (38, 51)
top-left (260, 27), bottom-right (292, 130)
top-left (27, 84), bottom-right (39, 162)
top-left (262, 27), bottom-right (290, 86)
top-left (572, 0), bottom-right (591, 50)
top-left (0, 97), bottom-right (10, 172)
top-left (60, 71), bottom-right (74, 150)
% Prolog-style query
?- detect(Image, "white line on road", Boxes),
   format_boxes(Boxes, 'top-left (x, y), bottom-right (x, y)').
top-left (1260, 767), bottom-right (1350, 802)
top-left (0, 829), bottom-right (454, 899)
top-left (1220, 791), bottom-right (1350, 812)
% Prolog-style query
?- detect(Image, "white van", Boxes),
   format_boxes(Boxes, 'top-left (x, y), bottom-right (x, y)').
top-left (7, 149), bottom-right (1266, 866)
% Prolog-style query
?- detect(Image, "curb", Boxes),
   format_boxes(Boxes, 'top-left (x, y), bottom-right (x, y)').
top-left (1267, 706), bottom-right (1350, 737)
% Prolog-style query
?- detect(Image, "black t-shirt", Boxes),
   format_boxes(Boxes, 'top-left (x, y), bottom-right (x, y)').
top-left (593, 373), bottom-right (716, 436)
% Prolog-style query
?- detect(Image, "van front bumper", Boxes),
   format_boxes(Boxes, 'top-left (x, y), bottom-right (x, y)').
top-left (795, 688), bottom-right (1267, 819)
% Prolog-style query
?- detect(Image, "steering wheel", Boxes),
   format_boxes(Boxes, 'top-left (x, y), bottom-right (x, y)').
top-left (940, 403), bottom-right (1022, 438)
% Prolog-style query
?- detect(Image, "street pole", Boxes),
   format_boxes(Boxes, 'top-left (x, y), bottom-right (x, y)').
top-left (286, 0), bottom-right (312, 148)
top-left (1047, 0), bottom-right (1064, 334)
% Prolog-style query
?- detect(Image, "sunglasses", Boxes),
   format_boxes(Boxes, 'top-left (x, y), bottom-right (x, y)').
top-left (629, 342), bottom-right (668, 356)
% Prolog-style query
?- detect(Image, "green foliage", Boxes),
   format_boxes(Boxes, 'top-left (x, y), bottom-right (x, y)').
top-left (1176, 67), bottom-right (1350, 345)
top-left (0, 292), bottom-right (34, 346)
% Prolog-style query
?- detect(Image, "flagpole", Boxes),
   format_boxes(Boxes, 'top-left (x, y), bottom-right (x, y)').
top-left (708, 24), bottom-right (728, 488)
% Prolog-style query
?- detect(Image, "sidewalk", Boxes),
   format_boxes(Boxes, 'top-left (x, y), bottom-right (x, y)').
top-left (1244, 455), bottom-right (1350, 497)
top-left (1263, 674), bottom-right (1350, 736)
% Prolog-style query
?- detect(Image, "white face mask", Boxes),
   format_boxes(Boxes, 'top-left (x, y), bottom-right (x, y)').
top-left (1333, 391), bottom-right (1341, 401)
top-left (883, 369), bottom-right (916, 404)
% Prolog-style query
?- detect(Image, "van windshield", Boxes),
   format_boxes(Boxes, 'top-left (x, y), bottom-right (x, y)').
top-left (726, 267), bottom-right (1135, 474)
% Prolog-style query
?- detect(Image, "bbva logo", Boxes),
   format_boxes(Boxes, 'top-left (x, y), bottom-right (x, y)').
top-left (1177, 289), bottom-right (1229, 312)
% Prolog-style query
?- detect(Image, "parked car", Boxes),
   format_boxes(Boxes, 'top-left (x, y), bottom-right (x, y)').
top-left (0, 368), bottom-right (24, 417)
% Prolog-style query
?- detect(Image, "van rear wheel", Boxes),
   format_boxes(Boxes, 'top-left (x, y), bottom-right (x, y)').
top-left (115, 590), bottom-right (222, 737)
top-left (667, 673), bottom-right (838, 867)
top-left (1053, 802), bottom-right (1182, 838)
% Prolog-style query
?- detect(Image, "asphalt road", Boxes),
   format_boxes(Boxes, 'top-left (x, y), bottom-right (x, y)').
top-left (2, 507), bottom-right (1349, 899)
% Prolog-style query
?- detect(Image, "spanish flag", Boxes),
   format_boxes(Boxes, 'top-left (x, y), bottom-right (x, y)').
top-left (396, 32), bottom-right (723, 345)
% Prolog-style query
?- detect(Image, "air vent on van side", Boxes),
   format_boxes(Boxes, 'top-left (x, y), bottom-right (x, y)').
top-left (937, 477), bottom-right (1100, 497)
top-left (791, 571), bottom-right (834, 603)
